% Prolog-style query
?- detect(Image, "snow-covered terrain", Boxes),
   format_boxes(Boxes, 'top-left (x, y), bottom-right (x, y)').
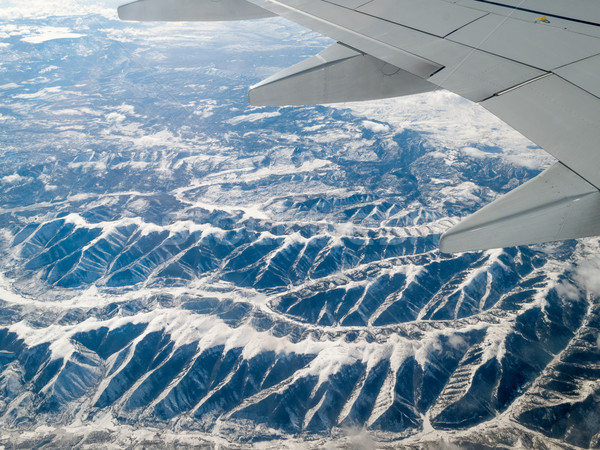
top-left (0, 2), bottom-right (598, 448)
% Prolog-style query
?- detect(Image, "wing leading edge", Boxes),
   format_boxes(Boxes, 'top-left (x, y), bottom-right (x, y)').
top-left (118, 0), bottom-right (600, 252)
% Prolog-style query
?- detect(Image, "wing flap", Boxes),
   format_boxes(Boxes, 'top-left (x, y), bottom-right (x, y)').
top-left (446, 14), bottom-right (600, 71)
top-left (357, 0), bottom-right (488, 38)
top-left (118, 0), bottom-right (275, 22)
top-left (439, 163), bottom-right (600, 253)
top-left (249, 43), bottom-right (438, 106)
top-left (555, 54), bottom-right (600, 99)
top-left (481, 74), bottom-right (600, 189)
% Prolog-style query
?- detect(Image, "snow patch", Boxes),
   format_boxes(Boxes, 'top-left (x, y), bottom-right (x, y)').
top-left (346, 90), bottom-right (554, 170)
top-left (438, 182), bottom-right (481, 203)
top-left (127, 198), bottom-right (150, 213)
top-left (67, 161), bottom-right (107, 172)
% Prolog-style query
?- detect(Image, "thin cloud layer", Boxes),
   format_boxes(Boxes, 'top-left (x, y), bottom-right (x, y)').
top-left (0, 0), bottom-right (116, 20)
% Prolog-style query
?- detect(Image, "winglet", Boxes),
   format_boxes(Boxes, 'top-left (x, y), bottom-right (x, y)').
top-left (440, 163), bottom-right (600, 253)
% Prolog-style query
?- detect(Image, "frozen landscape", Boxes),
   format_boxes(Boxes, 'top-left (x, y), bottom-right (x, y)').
top-left (0, 1), bottom-right (599, 448)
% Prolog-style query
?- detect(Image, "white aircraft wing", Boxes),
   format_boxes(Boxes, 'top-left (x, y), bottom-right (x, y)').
top-left (118, 0), bottom-right (600, 253)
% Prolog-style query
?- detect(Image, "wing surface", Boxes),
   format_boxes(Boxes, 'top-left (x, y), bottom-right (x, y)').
top-left (118, 0), bottom-right (600, 252)
top-left (249, 43), bottom-right (439, 106)
top-left (118, 0), bottom-right (274, 21)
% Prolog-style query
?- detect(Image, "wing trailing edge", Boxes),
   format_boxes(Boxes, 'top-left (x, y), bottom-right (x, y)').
top-left (249, 43), bottom-right (439, 106)
top-left (439, 163), bottom-right (600, 253)
top-left (118, 0), bottom-right (274, 22)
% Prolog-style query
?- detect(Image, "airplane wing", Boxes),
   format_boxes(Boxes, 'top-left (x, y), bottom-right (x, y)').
top-left (118, 0), bottom-right (600, 253)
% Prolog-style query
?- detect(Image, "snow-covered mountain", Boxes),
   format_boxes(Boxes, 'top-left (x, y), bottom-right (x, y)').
top-left (0, 3), bottom-right (599, 448)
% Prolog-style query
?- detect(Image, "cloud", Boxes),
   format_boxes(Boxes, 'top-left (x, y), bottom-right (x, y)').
top-left (227, 111), bottom-right (281, 126)
top-left (362, 120), bottom-right (389, 133)
top-left (447, 334), bottom-right (466, 350)
top-left (2, 173), bottom-right (27, 184)
top-left (0, 0), bottom-right (115, 20)
top-left (574, 256), bottom-right (600, 296)
top-left (461, 146), bottom-right (494, 159)
top-left (336, 427), bottom-right (376, 450)
top-left (555, 280), bottom-right (580, 301)
top-left (21, 28), bottom-right (85, 44)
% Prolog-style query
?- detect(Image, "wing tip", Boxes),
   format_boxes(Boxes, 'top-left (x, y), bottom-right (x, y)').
top-left (117, 2), bottom-right (137, 21)
top-left (438, 232), bottom-right (470, 254)
top-left (438, 234), bottom-right (452, 254)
